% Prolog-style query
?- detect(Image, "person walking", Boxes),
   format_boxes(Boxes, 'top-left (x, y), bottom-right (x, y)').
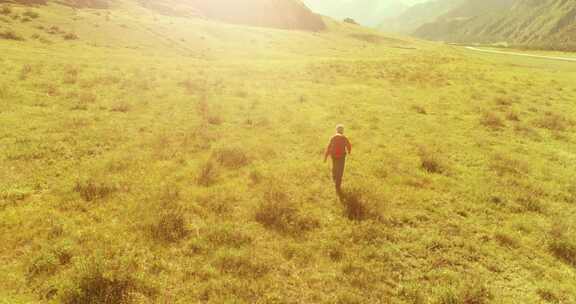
top-left (324, 124), bottom-right (352, 193)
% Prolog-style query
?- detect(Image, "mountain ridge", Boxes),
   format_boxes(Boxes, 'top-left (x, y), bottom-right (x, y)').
top-left (412, 0), bottom-right (576, 50)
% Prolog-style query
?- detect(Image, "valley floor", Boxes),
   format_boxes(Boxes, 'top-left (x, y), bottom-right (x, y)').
top-left (1, 4), bottom-right (576, 303)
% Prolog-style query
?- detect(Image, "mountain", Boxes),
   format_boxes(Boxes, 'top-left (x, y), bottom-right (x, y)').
top-left (2, 0), bottom-right (326, 30)
top-left (141, 0), bottom-right (326, 31)
top-left (413, 0), bottom-right (576, 50)
top-left (303, 0), bottom-right (424, 27)
top-left (379, 0), bottom-right (464, 33)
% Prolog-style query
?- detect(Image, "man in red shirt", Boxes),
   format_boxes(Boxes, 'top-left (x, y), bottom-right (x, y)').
top-left (324, 124), bottom-right (352, 193)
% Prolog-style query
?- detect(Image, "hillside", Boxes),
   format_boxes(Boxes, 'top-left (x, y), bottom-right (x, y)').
top-left (379, 0), bottom-right (464, 34)
top-left (413, 0), bottom-right (576, 50)
top-left (1, 0), bottom-right (326, 30)
top-left (303, 0), bottom-right (420, 27)
top-left (2, 0), bottom-right (576, 303)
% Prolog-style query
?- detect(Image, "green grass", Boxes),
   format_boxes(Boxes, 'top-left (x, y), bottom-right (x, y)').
top-left (1, 2), bottom-right (576, 303)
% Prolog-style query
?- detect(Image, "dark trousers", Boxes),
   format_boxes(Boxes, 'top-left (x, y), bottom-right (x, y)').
top-left (332, 156), bottom-right (346, 191)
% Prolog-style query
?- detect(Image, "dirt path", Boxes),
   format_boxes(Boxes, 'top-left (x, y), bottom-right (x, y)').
top-left (465, 46), bottom-right (576, 62)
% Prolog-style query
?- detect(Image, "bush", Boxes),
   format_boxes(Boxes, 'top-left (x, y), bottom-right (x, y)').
top-left (537, 288), bottom-right (562, 303)
top-left (436, 283), bottom-right (492, 304)
top-left (339, 187), bottom-right (384, 222)
top-left (74, 179), bottom-right (116, 202)
top-left (494, 232), bottom-right (519, 249)
top-left (0, 29), bottom-right (25, 41)
top-left (196, 160), bottom-right (218, 186)
top-left (343, 18), bottom-right (358, 25)
top-left (255, 187), bottom-right (319, 235)
top-left (149, 208), bottom-right (187, 243)
top-left (506, 111), bottom-right (520, 121)
top-left (0, 5), bottom-right (11, 15)
top-left (412, 105), bottom-right (427, 114)
top-left (480, 112), bottom-right (504, 130)
top-left (0, 83), bottom-right (9, 99)
top-left (63, 32), bottom-right (79, 40)
top-left (23, 10), bottom-right (40, 19)
top-left (59, 254), bottom-right (155, 304)
top-left (27, 243), bottom-right (73, 282)
top-left (214, 251), bottom-right (269, 279)
top-left (211, 147), bottom-right (250, 169)
top-left (110, 102), bottom-right (130, 113)
top-left (206, 225), bottom-right (252, 249)
top-left (417, 145), bottom-right (446, 174)
top-left (535, 112), bottom-right (573, 132)
top-left (549, 225), bottom-right (576, 267)
top-left (517, 196), bottom-right (545, 213)
top-left (490, 154), bottom-right (529, 177)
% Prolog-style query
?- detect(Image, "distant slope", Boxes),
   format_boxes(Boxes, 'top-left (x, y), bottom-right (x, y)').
top-left (2, 0), bottom-right (326, 30)
top-left (141, 0), bottom-right (325, 31)
top-left (379, 0), bottom-right (464, 34)
top-left (413, 0), bottom-right (576, 50)
top-left (303, 0), bottom-right (418, 27)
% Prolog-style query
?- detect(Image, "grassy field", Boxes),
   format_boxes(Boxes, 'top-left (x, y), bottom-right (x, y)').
top-left (2, 2), bottom-right (576, 303)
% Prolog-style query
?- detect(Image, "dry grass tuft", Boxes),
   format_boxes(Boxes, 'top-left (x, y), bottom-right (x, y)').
top-left (149, 208), bottom-right (187, 243)
top-left (417, 145), bottom-right (447, 174)
top-left (74, 179), bottom-right (117, 202)
top-left (535, 112), bottom-right (573, 132)
top-left (549, 224), bottom-right (576, 267)
top-left (339, 187), bottom-right (384, 222)
top-left (490, 154), bottom-right (529, 177)
top-left (255, 186), bottom-right (319, 235)
top-left (211, 147), bottom-right (250, 169)
top-left (480, 112), bottom-right (505, 130)
top-left (196, 160), bottom-right (218, 186)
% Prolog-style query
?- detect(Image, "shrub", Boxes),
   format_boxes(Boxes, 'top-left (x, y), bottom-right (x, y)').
top-left (20, 64), bottom-right (33, 80)
top-left (27, 243), bottom-right (73, 282)
top-left (506, 111), bottom-right (520, 121)
top-left (214, 251), bottom-right (269, 279)
top-left (63, 32), bottom-right (79, 40)
top-left (494, 232), bottom-right (519, 249)
top-left (437, 283), bottom-right (492, 304)
top-left (537, 288), bottom-right (562, 303)
top-left (0, 29), bottom-right (25, 41)
top-left (0, 5), bottom-right (11, 15)
top-left (74, 179), bottom-right (116, 202)
top-left (339, 187), bottom-right (384, 222)
top-left (490, 154), bottom-right (529, 177)
top-left (59, 255), bottom-right (155, 304)
top-left (0, 83), bottom-right (8, 99)
top-left (412, 105), bottom-right (427, 114)
top-left (196, 160), bottom-right (218, 186)
top-left (23, 10), bottom-right (40, 19)
top-left (149, 208), bottom-right (187, 243)
top-left (535, 112), bottom-right (572, 132)
top-left (343, 18), bottom-right (359, 25)
top-left (398, 284), bottom-right (424, 304)
top-left (417, 145), bottom-right (446, 174)
top-left (207, 113), bottom-right (223, 125)
top-left (517, 196), bottom-right (545, 213)
top-left (255, 187), bottom-right (319, 235)
top-left (211, 147), bottom-right (250, 169)
top-left (480, 112), bottom-right (504, 130)
top-left (549, 225), bottom-right (576, 267)
top-left (110, 102), bottom-right (130, 113)
top-left (206, 225), bottom-right (252, 248)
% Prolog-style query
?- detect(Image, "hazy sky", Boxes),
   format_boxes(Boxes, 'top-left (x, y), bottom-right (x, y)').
top-left (302, 0), bottom-right (429, 26)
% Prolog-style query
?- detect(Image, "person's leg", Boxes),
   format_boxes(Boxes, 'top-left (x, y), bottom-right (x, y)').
top-left (333, 157), bottom-right (345, 191)
top-left (332, 157), bottom-right (338, 184)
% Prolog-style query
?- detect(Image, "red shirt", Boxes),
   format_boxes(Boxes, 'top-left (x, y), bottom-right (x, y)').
top-left (325, 134), bottom-right (351, 159)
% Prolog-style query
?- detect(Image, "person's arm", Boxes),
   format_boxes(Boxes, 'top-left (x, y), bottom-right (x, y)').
top-left (346, 137), bottom-right (352, 155)
top-left (324, 137), bottom-right (333, 162)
